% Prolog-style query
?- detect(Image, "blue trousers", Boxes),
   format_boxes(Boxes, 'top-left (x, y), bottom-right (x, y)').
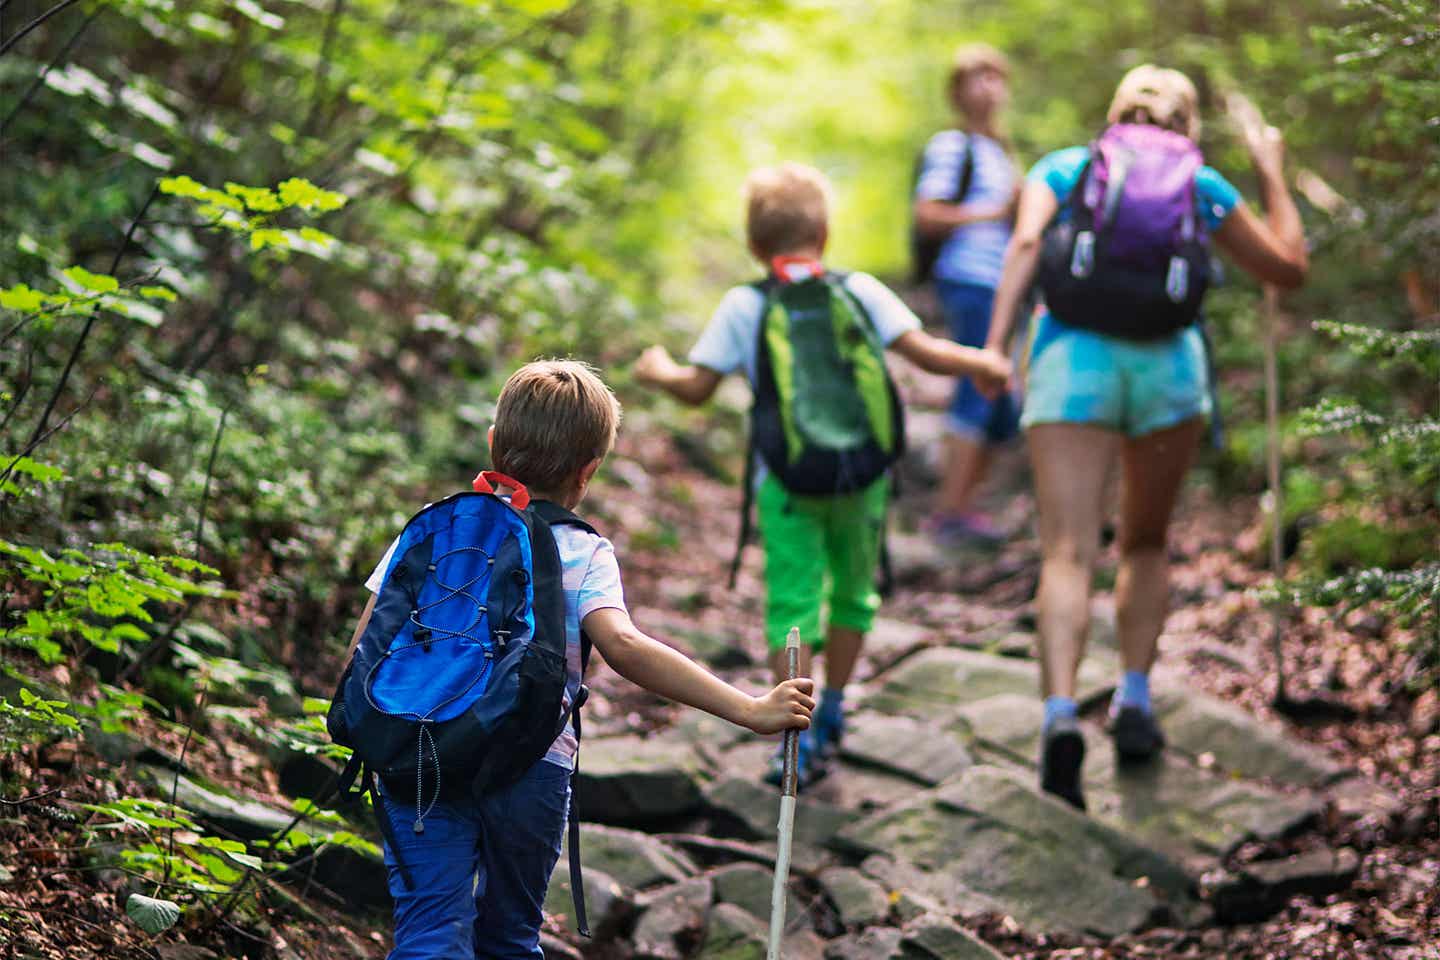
top-left (937, 279), bottom-right (1021, 444)
top-left (379, 758), bottom-right (570, 960)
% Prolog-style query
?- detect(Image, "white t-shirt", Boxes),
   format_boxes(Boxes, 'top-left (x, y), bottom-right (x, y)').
top-left (688, 270), bottom-right (922, 384)
top-left (365, 512), bottom-right (626, 770)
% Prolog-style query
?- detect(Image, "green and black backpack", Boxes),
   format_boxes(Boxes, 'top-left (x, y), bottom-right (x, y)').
top-left (729, 270), bottom-right (905, 584)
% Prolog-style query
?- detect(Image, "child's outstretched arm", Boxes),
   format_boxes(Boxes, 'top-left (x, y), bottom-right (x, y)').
top-left (634, 346), bottom-right (723, 406)
top-left (889, 329), bottom-right (1011, 394)
top-left (582, 607), bottom-right (814, 734)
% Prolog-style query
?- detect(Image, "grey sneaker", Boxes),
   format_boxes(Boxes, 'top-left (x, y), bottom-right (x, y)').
top-left (1040, 715), bottom-right (1087, 811)
top-left (1111, 706), bottom-right (1166, 763)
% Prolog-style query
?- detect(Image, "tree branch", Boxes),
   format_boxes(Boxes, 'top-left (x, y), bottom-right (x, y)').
top-left (0, 0), bottom-right (82, 58)
top-left (0, 1), bottom-right (103, 137)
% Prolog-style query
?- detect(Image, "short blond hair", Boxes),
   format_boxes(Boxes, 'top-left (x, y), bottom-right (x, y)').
top-left (491, 360), bottom-right (621, 496)
top-left (948, 43), bottom-right (1009, 88)
top-left (744, 164), bottom-right (831, 260)
top-left (1107, 65), bottom-right (1201, 141)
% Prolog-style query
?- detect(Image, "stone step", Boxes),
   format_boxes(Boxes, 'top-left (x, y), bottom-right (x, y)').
top-left (836, 764), bottom-right (1200, 937)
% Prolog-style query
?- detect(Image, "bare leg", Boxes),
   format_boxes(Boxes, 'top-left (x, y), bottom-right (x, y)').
top-left (935, 434), bottom-right (993, 516)
top-left (821, 625), bottom-right (864, 690)
top-left (1028, 424), bottom-right (1122, 699)
top-left (1115, 419), bottom-right (1205, 675)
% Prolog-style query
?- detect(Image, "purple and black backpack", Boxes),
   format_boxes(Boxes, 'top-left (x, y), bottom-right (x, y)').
top-left (1039, 123), bottom-right (1211, 338)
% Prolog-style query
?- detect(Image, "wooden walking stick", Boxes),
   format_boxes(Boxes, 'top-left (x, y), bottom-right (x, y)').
top-left (767, 626), bottom-right (802, 960)
top-left (1261, 283), bottom-right (1289, 705)
top-left (1226, 90), bottom-right (1290, 705)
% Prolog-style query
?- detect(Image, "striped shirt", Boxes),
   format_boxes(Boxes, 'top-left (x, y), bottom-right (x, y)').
top-left (365, 508), bottom-right (627, 770)
top-left (914, 130), bottom-right (1017, 288)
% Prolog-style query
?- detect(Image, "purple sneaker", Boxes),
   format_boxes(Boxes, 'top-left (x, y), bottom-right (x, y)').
top-left (923, 511), bottom-right (1008, 547)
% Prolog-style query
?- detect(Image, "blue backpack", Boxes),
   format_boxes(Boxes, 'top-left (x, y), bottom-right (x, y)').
top-left (327, 470), bottom-right (594, 933)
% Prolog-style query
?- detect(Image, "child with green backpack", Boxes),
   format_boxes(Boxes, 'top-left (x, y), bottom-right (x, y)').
top-left (636, 163), bottom-right (1011, 785)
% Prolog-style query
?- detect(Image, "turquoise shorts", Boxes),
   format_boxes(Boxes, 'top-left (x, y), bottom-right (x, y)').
top-left (1021, 313), bottom-right (1211, 437)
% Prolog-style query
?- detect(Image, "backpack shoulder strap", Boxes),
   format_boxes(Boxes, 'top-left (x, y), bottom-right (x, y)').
top-left (528, 498), bottom-right (598, 938)
top-left (956, 131), bottom-right (975, 202)
top-left (530, 499), bottom-right (598, 669)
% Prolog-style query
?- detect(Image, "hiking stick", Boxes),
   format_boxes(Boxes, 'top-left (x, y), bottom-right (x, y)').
top-left (1225, 90), bottom-right (1290, 705)
top-left (767, 626), bottom-right (802, 960)
top-left (1261, 285), bottom-right (1288, 705)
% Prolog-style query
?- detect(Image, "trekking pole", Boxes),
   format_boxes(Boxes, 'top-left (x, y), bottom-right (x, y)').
top-left (1261, 284), bottom-right (1289, 705)
top-left (1224, 89), bottom-right (1291, 706)
top-left (767, 626), bottom-right (802, 960)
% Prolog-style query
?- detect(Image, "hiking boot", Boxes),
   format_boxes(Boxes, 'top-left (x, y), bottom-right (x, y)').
top-left (1111, 706), bottom-right (1166, 764)
top-left (1039, 716), bottom-right (1087, 811)
top-left (763, 735), bottom-right (825, 792)
top-left (923, 511), bottom-right (1007, 548)
top-left (810, 697), bottom-right (845, 761)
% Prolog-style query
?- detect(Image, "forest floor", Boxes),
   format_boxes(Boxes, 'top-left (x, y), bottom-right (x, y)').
top-left (0, 360), bottom-right (1436, 960)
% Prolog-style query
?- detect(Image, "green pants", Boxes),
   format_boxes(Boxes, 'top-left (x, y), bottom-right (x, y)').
top-left (757, 473), bottom-right (887, 651)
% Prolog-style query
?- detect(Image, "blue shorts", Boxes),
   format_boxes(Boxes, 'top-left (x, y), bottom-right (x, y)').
top-left (1021, 313), bottom-right (1211, 437)
top-left (937, 280), bottom-right (1020, 445)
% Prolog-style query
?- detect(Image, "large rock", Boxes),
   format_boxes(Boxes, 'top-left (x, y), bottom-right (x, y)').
top-left (544, 862), bottom-right (635, 940)
top-left (576, 825), bottom-right (698, 891)
top-left (837, 765), bottom-right (1196, 937)
top-left (136, 765), bottom-right (391, 909)
top-left (955, 694), bottom-right (1326, 870)
top-left (138, 765), bottom-right (295, 841)
top-left (864, 648), bottom-right (1113, 720)
top-left (669, 710), bottom-right (752, 767)
top-left (695, 902), bottom-right (767, 960)
top-left (840, 713), bottom-right (972, 786)
top-left (704, 776), bottom-right (853, 849)
top-left (1208, 847), bottom-right (1362, 924)
top-left (632, 875), bottom-right (713, 960)
top-left (1154, 691), bottom-right (1346, 787)
top-left (710, 862), bottom-right (803, 927)
top-left (824, 926), bottom-right (905, 960)
top-left (818, 867), bottom-right (890, 928)
top-left (1086, 745), bottom-right (1324, 869)
top-left (576, 735), bottom-right (708, 826)
top-left (901, 914), bottom-right (1004, 959)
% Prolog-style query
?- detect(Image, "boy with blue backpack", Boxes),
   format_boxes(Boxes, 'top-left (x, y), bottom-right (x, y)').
top-left (328, 360), bottom-right (815, 959)
top-left (635, 164), bottom-right (1011, 787)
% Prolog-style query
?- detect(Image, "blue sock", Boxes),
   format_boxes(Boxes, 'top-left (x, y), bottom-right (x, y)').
top-left (1043, 696), bottom-right (1078, 732)
top-left (818, 687), bottom-right (845, 723)
top-left (1116, 670), bottom-right (1152, 714)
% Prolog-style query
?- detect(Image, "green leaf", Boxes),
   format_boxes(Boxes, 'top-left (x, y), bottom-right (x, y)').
top-left (276, 178), bottom-right (347, 212)
top-left (138, 286), bottom-right (178, 302)
top-left (61, 266), bottom-right (120, 294)
top-left (225, 183), bottom-right (283, 213)
top-left (125, 893), bottom-right (181, 934)
top-left (0, 284), bottom-right (47, 312)
top-left (250, 228), bottom-right (289, 251)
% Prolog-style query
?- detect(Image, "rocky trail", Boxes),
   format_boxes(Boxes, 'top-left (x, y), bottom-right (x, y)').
top-left (1, 364), bottom-right (1435, 960)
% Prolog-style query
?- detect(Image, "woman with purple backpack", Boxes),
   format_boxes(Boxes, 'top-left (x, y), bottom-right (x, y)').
top-left (976, 66), bottom-right (1308, 810)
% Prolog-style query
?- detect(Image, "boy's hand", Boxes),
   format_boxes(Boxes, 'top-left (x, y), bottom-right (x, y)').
top-left (743, 678), bottom-right (815, 735)
top-left (635, 345), bottom-right (678, 386)
top-left (971, 347), bottom-right (1013, 399)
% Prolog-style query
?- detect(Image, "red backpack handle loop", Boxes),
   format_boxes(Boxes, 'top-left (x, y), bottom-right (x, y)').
top-left (472, 470), bottom-right (531, 509)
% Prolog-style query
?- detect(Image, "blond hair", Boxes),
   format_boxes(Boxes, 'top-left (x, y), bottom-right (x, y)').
top-left (948, 43), bottom-right (1009, 89)
top-left (1107, 65), bottom-right (1201, 141)
top-left (490, 360), bottom-right (621, 496)
top-left (743, 163), bottom-right (831, 260)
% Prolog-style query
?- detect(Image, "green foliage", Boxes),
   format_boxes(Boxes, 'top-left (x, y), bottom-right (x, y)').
top-left (125, 893), bottom-right (182, 934)
top-left (0, 539), bottom-right (224, 663)
top-left (0, 687), bottom-right (81, 753)
top-left (85, 796), bottom-right (261, 898)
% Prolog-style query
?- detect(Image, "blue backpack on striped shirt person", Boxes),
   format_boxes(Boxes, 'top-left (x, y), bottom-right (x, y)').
top-left (326, 470), bottom-right (596, 933)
